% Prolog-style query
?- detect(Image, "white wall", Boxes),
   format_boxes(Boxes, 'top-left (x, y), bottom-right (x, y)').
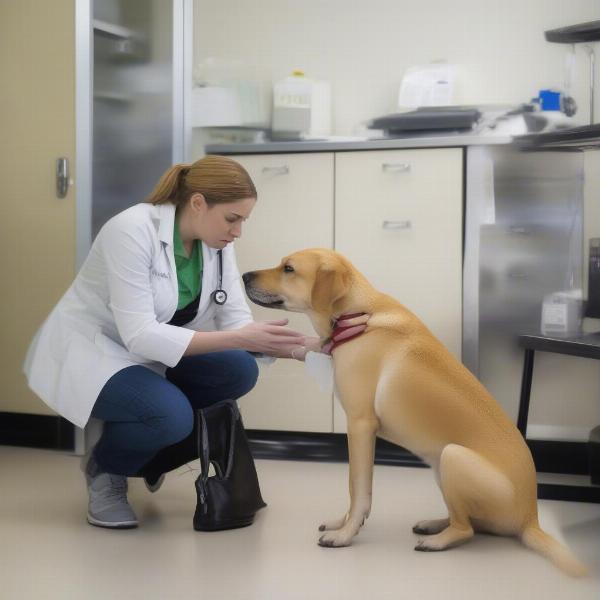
top-left (193, 0), bottom-right (600, 134)
top-left (193, 1), bottom-right (600, 441)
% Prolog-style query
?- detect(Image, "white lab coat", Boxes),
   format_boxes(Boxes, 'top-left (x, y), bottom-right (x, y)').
top-left (23, 202), bottom-right (253, 428)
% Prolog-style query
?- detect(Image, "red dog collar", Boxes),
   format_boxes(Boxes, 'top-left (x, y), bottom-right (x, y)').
top-left (321, 312), bottom-right (368, 355)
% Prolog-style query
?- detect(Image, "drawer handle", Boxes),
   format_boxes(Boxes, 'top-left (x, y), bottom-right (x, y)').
top-left (382, 220), bottom-right (412, 230)
top-left (262, 166), bottom-right (289, 176)
top-left (509, 226), bottom-right (531, 235)
top-left (382, 162), bottom-right (411, 173)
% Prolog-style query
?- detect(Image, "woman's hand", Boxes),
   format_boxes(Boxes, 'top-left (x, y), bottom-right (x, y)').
top-left (235, 319), bottom-right (306, 355)
top-left (268, 336), bottom-right (323, 361)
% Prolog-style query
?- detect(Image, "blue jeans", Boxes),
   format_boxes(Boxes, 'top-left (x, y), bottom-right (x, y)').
top-left (90, 350), bottom-right (259, 476)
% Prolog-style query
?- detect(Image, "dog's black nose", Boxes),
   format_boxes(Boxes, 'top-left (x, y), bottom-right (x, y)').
top-left (242, 271), bottom-right (254, 286)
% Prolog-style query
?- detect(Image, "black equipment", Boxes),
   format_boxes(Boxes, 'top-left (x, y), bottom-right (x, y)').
top-left (368, 107), bottom-right (481, 136)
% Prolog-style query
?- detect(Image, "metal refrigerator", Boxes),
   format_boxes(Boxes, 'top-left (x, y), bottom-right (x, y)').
top-left (90, 0), bottom-right (191, 238)
top-left (74, 0), bottom-right (193, 452)
top-left (463, 144), bottom-right (584, 422)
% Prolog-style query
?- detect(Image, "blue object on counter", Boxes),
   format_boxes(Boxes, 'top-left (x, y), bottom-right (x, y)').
top-left (539, 89), bottom-right (561, 111)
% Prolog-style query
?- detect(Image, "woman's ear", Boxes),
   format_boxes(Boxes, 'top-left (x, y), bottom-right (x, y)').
top-left (310, 263), bottom-right (350, 315)
top-left (190, 192), bottom-right (207, 212)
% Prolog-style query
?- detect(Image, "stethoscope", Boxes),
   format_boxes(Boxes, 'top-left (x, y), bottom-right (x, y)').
top-left (210, 249), bottom-right (228, 305)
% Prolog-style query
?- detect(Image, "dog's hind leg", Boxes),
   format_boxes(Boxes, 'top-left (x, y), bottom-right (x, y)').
top-left (413, 464), bottom-right (449, 535)
top-left (415, 444), bottom-right (515, 552)
top-left (413, 518), bottom-right (450, 535)
top-left (318, 416), bottom-right (378, 547)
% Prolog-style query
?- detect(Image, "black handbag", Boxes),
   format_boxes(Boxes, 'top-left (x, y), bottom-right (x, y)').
top-left (193, 400), bottom-right (266, 531)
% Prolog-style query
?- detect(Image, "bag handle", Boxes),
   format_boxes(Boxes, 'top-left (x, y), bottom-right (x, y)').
top-left (196, 400), bottom-right (240, 482)
top-left (197, 408), bottom-right (210, 484)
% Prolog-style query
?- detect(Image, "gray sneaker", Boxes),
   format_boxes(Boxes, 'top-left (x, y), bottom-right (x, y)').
top-left (84, 454), bottom-right (138, 529)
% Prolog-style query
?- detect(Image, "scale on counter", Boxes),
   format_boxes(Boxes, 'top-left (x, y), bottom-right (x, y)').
top-left (367, 106), bottom-right (482, 136)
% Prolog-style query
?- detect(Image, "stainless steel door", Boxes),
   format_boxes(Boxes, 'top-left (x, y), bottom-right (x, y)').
top-left (75, 0), bottom-right (191, 454)
top-left (92, 0), bottom-right (181, 237)
top-left (464, 145), bottom-right (584, 420)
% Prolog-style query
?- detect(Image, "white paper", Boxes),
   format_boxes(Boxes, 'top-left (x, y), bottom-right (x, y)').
top-left (304, 351), bottom-right (334, 393)
top-left (398, 63), bottom-right (456, 109)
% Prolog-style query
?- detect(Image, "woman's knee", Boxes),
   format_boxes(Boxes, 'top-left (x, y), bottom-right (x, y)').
top-left (148, 399), bottom-right (194, 446)
top-left (227, 350), bottom-right (259, 397)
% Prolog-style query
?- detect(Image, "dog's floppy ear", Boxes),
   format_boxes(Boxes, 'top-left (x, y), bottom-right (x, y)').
top-left (310, 263), bottom-right (350, 315)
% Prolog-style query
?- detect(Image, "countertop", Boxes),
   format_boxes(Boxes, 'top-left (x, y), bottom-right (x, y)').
top-left (205, 132), bottom-right (513, 155)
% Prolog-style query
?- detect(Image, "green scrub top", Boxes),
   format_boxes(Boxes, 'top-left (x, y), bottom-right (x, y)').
top-left (173, 217), bottom-right (203, 309)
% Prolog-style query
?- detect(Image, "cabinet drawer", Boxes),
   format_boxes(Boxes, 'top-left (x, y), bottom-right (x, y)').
top-left (334, 149), bottom-right (463, 432)
top-left (335, 149), bottom-right (463, 357)
top-left (231, 153), bottom-right (334, 267)
top-left (231, 153), bottom-right (335, 432)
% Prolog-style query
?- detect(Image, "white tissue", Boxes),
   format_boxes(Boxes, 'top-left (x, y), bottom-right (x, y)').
top-left (255, 354), bottom-right (276, 368)
top-left (304, 351), bottom-right (334, 393)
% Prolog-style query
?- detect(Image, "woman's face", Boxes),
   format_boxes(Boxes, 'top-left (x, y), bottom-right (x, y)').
top-left (188, 193), bottom-right (256, 249)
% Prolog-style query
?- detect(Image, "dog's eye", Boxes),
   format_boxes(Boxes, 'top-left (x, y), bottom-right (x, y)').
top-left (283, 265), bottom-right (294, 273)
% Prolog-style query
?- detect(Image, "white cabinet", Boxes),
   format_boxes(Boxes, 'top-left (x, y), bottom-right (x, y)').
top-left (335, 149), bottom-right (463, 355)
top-left (229, 148), bottom-right (463, 434)
top-left (231, 153), bottom-right (335, 432)
top-left (333, 148), bottom-right (463, 432)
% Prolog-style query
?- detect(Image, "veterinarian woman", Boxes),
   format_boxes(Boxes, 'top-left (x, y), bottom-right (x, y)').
top-left (23, 155), bottom-right (320, 529)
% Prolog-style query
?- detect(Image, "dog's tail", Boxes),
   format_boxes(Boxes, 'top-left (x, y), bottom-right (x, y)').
top-left (520, 522), bottom-right (588, 577)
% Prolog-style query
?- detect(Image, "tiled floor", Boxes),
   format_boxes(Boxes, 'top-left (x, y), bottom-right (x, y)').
top-left (1, 445), bottom-right (599, 600)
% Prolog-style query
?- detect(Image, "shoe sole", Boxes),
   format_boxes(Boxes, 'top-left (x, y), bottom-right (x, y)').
top-left (144, 473), bottom-right (166, 493)
top-left (87, 514), bottom-right (139, 529)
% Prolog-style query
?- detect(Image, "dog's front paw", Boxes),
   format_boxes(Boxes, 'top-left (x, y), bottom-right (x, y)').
top-left (415, 539), bottom-right (444, 552)
top-left (318, 528), bottom-right (355, 548)
top-left (318, 514), bottom-right (348, 532)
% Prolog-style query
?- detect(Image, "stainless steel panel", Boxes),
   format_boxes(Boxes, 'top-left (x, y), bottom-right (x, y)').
top-left (92, 0), bottom-right (175, 238)
top-left (464, 145), bottom-right (584, 421)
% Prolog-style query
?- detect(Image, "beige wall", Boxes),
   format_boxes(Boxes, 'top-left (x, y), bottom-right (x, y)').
top-left (193, 0), bottom-right (600, 135)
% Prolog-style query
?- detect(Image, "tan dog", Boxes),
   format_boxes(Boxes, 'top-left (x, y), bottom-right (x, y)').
top-left (242, 248), bottom-right (587, 577)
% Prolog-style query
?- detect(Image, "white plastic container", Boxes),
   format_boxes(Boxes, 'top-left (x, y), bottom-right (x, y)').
top-left (271, 70), bottom-right (331, 139)
top-left (191, 86), bottom-right (242, 127)
top-left (540, 289), bottom-right (583, 337)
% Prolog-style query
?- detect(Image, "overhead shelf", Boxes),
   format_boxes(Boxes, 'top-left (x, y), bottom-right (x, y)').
top-left (545, 19), bottom-right (600, 44)
top-left (515, 124), bottom-right (600, 150)
top-left (93, 19), bottom-right (137, 40)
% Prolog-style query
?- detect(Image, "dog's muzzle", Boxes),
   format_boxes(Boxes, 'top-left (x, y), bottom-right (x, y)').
top-left (242, 271), bottom-right (285, 309)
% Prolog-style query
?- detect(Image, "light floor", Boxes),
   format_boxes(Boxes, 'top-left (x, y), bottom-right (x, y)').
top-left (1, 446), bottom-right (600, 600)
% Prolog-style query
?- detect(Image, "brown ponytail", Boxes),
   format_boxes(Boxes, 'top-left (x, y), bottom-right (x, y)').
top-left (146, 155), bottom-right (256, 207)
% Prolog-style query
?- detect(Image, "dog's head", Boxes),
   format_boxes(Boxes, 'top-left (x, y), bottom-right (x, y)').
top-left (242, 248), bottom-right (352, 317)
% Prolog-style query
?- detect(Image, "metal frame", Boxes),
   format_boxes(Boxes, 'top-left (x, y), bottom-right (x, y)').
top-left (74, 0), bottom-right (93, 455)
top-left (75, 0), bottom-right (93, 276)
top-left (173, 0), bottom-right (194, 163)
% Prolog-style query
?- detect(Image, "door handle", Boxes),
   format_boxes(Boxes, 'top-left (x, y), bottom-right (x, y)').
top-left (56, 157), bottom-right (69, 198)
top-left (508, 226), bottom-right (532, 235)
